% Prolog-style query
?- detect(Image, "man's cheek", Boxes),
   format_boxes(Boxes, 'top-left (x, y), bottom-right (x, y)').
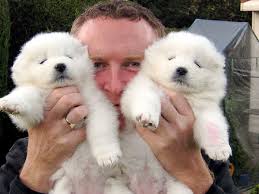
top-left (94, 71), bottom-right (108, 89)
top-left (120, 70), bottom-right (139, 85)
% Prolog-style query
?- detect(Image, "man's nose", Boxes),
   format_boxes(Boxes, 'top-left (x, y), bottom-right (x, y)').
top-left (104, 66), bottom-right (124, 95)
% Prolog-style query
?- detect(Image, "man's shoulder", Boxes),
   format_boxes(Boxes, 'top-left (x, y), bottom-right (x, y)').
top-left (8, 137), bottom-right (28, 154)
top-left (1, 137), bottom-right (28, 182)
top-left (5, 137), bottom-right (28, 168)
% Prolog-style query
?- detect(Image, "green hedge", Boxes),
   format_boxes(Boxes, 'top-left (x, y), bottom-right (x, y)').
top-left (251, 184), bottom-right (259, 194)
top-left (0, 0), bottom-right (11, 165)
top-left (0, 0), bottom-right (10, 96)
top-left (8, 0), bottom-right (99, 69)
top-left (133, 0), bottom-right (251, 28)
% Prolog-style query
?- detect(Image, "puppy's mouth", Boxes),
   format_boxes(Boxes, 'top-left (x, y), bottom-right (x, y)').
top-left (53, 73), bottom-right (72, 83)
top-left (172, 76), bottom-right (189, 86)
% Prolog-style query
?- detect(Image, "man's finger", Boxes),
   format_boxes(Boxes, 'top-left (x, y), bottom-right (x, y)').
top-left (162, 87), bottom-right (193, 116)
top-left (161, 96), bottom-right (179, 124)
top-left (48, 93), bottom-right (84, 120)
top-left (65, 105), bottom-right (88, 125)
top-left (45, 86), bottom-right (79, 111)
top-left (156, 115), bottom-right (176, 136)
top-left (135, 124), bottom-right (158, 146)
top-left (61, 128), bottom-right (86, 150)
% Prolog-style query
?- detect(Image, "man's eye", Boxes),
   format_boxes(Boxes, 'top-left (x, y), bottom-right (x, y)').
top-left (94, 62), bottom-right (106, 70)
top-left (123, 62), bottom-right (141, 69)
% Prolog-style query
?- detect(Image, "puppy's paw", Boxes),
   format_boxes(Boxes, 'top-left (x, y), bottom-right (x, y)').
top-left (136, 113), bottom-right (158, 130)
top-left (94, 146), bottom-right (122, 167)
top-left (0, 99), bottom-right (21, 115)
top-left (134, 106), bottom-right (160, 131)
top-left (205, 144), bottom-right (232, 161)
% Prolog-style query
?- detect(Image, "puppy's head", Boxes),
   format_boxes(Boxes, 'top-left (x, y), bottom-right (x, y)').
top-left (142, 31), bottom-right (226, 95)
top-left (12, 32), bottom-right (93, 88)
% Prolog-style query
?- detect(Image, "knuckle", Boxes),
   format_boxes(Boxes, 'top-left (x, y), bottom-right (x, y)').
top-left (50, 88), bottom-right (64, 99)
top-left (175, 119), bottom-right (189, 131)
top-left (56, 137), bottom-right (68, 146)
top-left (61, 94), bottom-right (78, 107)
top-left (72, 107), bottom-right (84, 118)
top-left (77, 129), bottom-right (87, 140)
top-left (171, 92), bottom-right (178, 98)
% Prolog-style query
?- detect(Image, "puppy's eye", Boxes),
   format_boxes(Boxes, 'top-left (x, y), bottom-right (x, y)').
top-left (66, 55), bottom-right (73, 59)
top-left (39, 59), bottom-right (47, 64)
top-left (194, 60), bottom-right (201, 68)
top-left (168, 56), bottom-right (175, 60)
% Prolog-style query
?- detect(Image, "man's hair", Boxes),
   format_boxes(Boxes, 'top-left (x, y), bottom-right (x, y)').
top-left (71, 0), bottom-right (165, 37)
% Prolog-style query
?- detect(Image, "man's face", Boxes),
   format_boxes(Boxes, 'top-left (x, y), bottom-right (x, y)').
top-left (76, 18), bottom-right (157, 127)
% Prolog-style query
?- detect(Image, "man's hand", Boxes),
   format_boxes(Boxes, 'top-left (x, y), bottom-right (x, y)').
top-left (136, 88), bottom-right (213, 194)
top-left (19, 86), bottom-right (87, 193)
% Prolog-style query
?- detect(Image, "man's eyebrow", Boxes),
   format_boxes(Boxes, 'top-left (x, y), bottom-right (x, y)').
top-left (90, 55), bottom-right (144, 61)
top-left (124, 55), bottom-right (144, 61)
top-left (90, 56), bottom-right (103, 61)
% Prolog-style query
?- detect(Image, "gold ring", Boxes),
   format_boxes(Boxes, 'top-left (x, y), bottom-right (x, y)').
top-left (65, 117), bottom-right (76, 129)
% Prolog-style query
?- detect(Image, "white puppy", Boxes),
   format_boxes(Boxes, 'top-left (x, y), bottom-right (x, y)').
top-left (0, 32), bottom-right (121, 194)
top-left (120, 31), bottom-right (232, 193)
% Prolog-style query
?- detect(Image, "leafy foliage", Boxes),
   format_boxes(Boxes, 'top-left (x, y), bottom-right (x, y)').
top-left (251, 184), bottom-right (259, 194)
top-left (0, 0), bottom-right (10, 96)
top-left (8, 0), bottom-right (98, 71)
top-left (132, 0), bottom-right (251, 28)
top-left (0, 0), bottom-right (11, 165)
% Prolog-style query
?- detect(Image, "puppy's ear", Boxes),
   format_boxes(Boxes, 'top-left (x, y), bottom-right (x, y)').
top-left (11, 53), bottom-right (27, 85)
top-left (12, 52), bottom-right (24, 73)
top-left (211, 51), bottom-right (226, 70)
top-left (76, 44), bottom-right (88, 55)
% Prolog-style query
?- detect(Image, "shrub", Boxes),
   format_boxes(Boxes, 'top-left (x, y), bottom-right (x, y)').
top-left (250, 184), bottom-right (259, 194)
top-left (0, 0), bottom-right (10, 96)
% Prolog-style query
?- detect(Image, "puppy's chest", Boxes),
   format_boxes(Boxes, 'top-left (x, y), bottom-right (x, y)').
top-left (118, 131), bottom-right (161, 173)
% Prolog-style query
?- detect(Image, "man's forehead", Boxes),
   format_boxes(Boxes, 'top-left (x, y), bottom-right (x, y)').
top-left (76, 17), bottom-right (156, 60)
top-left (76, 17), bottom-right (157, 46)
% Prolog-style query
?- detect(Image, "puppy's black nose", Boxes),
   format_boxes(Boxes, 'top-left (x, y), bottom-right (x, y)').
top-left (176, 67), bottom-right (188, 76)
top-left (55, 63), bottom-right (66, 73)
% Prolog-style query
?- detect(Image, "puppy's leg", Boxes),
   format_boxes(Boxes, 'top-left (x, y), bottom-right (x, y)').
top-left (82, 82), bottom-right (121, 167)
top-left (0, 86), bottom-right (46, 130)
top-left (193, 107), bottom-right (232, 161)
top-left (121, 73), bottom-right (161, 130)
top-left (104, 177), bottom-right (133, 194)
top-left (167, 176), bottom-right (193, 194)
top-left (50, 176), bottom-right (73, 194)
top-left (49, 168), bottom-right (74, 194)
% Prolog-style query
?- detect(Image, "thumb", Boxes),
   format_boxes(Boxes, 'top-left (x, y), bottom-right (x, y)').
top-left (135, 124), bottom-right (158, 147)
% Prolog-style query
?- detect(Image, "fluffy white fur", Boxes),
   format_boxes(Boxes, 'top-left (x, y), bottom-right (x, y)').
top-left (120, 31), bottom-right (232, 193)
top-left (0, 32), bottom-right (122, 193)
top-left (0, 31), bottom-right (233, 194)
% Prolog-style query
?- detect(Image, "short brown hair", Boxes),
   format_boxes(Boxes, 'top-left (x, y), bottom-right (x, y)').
top-left (71, 0), bottom-right (165, 37)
